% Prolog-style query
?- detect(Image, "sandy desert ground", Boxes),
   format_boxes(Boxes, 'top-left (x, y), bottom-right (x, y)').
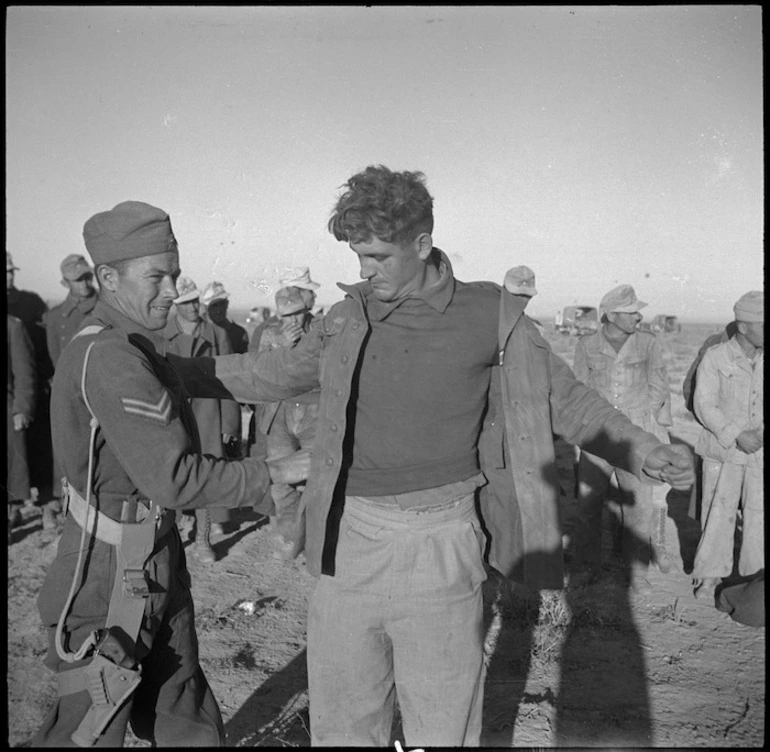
top-left (7, 321), bottom-right (765, 747)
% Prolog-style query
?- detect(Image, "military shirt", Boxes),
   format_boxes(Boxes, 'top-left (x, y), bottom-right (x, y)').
top-left (51, 300), bottom-right (271, 521)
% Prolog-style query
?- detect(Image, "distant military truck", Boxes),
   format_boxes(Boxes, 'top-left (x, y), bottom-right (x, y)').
top-left (650, 314), bottom-right (681, 334)
top-left (555, 305), bottom-right (599, 336)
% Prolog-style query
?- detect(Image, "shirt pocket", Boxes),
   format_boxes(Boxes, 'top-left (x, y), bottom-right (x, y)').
top-left (717, 364), bottom-right (745, 403)
top-left (623, 356), bottom-right (647, 386)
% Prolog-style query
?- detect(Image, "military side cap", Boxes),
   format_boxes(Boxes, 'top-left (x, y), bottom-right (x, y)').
top-left (83, 200), bottom-right (177, 265)
top-left (201, 281), bottom-right (230, 306)
top-left (60, 254), bottom-right (93, 280)
top-left (275, 286), bottom-right (311, 315)
top-left (504, 265), bottom-right (537, 297)
top-left (7, 252), bottom-right (19, 271)
top-left (600, 284), bottom-right (647, 315)
top-left (733, 290), bottom-right (763, 322)
top-left (174, 276), bottom-right (200, 304)
top-left (278, 266), bottom-right (319, 290)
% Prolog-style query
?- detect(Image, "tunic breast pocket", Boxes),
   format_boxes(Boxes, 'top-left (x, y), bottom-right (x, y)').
top-left (624, 358), bottom-right (646, 386)
top-left (717, 366), bottom-right (742, 400)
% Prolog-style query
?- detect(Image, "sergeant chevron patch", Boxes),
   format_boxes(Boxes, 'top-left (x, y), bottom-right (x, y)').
top-left (121, 391), bottom-right (172, 424)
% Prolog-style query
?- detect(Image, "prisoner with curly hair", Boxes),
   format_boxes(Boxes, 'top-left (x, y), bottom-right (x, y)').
top-left (209, 164), bottom-right (696, 747)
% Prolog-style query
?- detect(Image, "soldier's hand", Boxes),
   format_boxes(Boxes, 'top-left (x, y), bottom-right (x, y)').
top-left (267, 449), bottom-right (312, 486)
top-left (281, 320), bottom-right (303, 346)
top-left (736, 429), bottom-right (763, 454)
top-left (642, 444), bottom-right (695, 490)
top-left (13, 413), bottom-right (30, 431)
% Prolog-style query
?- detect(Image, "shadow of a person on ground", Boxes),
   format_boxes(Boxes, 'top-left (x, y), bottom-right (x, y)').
top-left (224, 649), bottom-right (310, 746)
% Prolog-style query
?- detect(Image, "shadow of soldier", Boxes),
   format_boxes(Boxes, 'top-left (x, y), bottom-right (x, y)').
top-left (478, 437), bottom-right (657, 746)
top-left (224, 649), bottom-right (310, 746)
top-left (555, 525), bottom-right (654, 746)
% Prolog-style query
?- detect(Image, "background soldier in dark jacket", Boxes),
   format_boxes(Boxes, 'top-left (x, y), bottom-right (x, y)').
top-left (6, 252), bottom-right (55, 505)
top-left (7, 314), bottom-right (37, 538)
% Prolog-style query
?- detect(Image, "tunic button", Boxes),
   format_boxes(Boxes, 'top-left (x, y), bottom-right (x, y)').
top-left (341, 355), bottom-right (348, 363)
top-left (325, 457), bottom-right (334, 466)
top-left (336, 389), bottom-right (343, 397)
top-left (352, 323), bottom-right (360, 330)
top-left (330, 424), bottom-right (338, 432)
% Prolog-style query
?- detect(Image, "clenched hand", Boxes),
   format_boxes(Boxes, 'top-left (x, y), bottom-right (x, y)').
top-left (642, 444), bottom-right (695, 489)
top-left (267, 449), bottom-right (312, 486)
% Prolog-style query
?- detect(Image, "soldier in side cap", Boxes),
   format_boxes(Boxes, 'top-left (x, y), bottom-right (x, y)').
top-left (690, 290), bottom-right (764, 604)
top-left (163, 277), bottom-right (241, 563)
top-left (32, 200), bottom-right (312, 747)
top-left (569, 284), bottom-right (674, 592)
top-left (257, 279), bottom-right (321, 556)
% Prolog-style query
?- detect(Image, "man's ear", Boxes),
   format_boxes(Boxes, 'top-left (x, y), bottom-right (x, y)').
top-left (60, 278), bottom-right (69, 288)
top-left (414, 232), bottom-right (433, 261)
top-left (97, 265), bottom-right (119, 293)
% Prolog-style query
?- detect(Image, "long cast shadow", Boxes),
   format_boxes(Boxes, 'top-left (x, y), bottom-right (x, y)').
top-left (479, 436), bottom-right (657, 746)
top-left (224, 649), bottom-right (310, 746)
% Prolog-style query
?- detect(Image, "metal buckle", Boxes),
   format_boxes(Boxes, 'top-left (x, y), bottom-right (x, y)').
top-left (122, 569), bottom-right (150, 598)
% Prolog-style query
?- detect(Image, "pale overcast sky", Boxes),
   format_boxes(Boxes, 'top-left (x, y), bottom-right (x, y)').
top-left (6, 5), bottom-right (764, 322)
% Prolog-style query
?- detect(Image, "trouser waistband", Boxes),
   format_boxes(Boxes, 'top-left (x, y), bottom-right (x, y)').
top-left (345, 494), bottom-right (476, 529)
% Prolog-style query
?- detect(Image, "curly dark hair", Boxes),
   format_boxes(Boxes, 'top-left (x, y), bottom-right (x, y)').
top-left (328, 165), bottom-right (434, 245)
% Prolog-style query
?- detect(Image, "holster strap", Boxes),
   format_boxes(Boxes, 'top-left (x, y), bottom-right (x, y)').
top-left (65, 483), bottom-right (176, 546)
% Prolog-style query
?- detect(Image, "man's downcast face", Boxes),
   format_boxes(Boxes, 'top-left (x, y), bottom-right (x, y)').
top-left (740, 320), bottom-right (764, 349)
top-left (350, 236), bottom-right (425, 302)
top-left (176, 299), bottom-right (201, 324)
top-left (66, 273), bottom-right (96, 300)
top-left (609, 310), bottom-right (642, 335)
top-left (112, 251), bottom-right (181, 331)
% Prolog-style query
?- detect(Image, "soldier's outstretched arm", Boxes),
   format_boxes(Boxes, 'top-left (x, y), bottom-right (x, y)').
top-left (84, 336), bottom-right (301, 510)
top-left (170, 318), bottom-right (322, 404)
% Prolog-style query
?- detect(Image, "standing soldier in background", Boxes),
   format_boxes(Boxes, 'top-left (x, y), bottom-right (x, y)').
top-left (569, 284), bottom-right (674, 592)
top-left (33, 200), bottom-right (310, 747)
top-left (258, 274), bottom-right (321, 556)
top-left (202, 280), bottom-right (250, 355)
top-left (163, 277), bottom-right (241, 563)
top-left (691, 291), bottom-right (763, 603)
top-left (7, 314), bottom-right (37, 539)
top-left (44, 254), bottom-right (98, 367)
top-left (43, 254), bottom-right (99, 530)
top-left (681, 319), bottom-right (738, 522)
top-left (6, 252), bottom-right (55, 506)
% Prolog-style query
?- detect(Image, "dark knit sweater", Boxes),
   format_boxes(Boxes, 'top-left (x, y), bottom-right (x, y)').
top-left (344, 260), bottom-right (500, 496)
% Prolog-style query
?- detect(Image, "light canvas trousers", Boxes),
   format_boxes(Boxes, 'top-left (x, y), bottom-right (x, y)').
top-left (307, 494), bottom-right (487, 747)
top-left (693, 459), bottom-right (764, 579)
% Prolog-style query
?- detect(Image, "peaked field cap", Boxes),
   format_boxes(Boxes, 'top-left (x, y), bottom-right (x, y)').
top-left (733, 290), bottom-right (764, 322)
top-left (60, 254), bottom-right (93, 280)
top-left (600, 284), bottom-right (647, 315)
top-left (275, 286), bottom-right (310, 315)
top-left (278, 266), bottom-right (319, 290)
top-left (83, 200), bottom-right (177, 266)
top-left (200, 281), bottom-right (230, 305)
top-left (7, 252), bottom-right (20, 271)
top-left (174, 276), bottom-right (199, 304)
top-left (504, 265), bottom-right (537, 297)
